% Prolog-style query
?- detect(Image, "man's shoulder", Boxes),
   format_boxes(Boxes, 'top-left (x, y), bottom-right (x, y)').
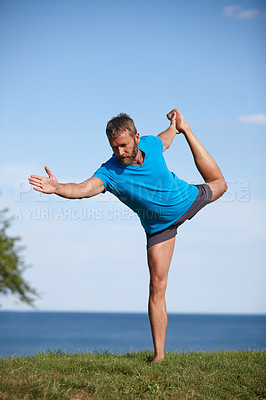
top-left (140, 134), bottom-right (159, 143)
top-left (93, 155), bottom-right (118, 191)
top-left (99, 155), bottom-right (117, 168)
top-left (139, 135), bottom-right (163, 151)
top-left (93, 156), bottom-right (117, 177)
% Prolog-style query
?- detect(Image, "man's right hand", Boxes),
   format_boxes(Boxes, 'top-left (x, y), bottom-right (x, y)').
top-left (28, 166), bottom-right (59, 194)
top-left (166, 108), bottom-right (186, 134)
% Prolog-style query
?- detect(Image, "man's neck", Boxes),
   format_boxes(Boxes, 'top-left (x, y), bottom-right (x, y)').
top-left (131, 149), bottom-right (144, 166)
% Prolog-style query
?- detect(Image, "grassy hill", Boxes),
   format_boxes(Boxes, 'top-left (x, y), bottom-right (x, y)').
top-left (0, 350), bottom-right (265, 399)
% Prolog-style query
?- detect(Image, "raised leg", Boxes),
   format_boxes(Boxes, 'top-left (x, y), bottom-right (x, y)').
top-left (182, 125), bottom-right (227, 202)
top-left (147, 237), bottom-right (176, 363)
top-left (167, 108), bottom-right (228, 202)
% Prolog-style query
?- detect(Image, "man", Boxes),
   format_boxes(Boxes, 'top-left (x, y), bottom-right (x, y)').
top-left (28, 108), bottom-right (227, 363)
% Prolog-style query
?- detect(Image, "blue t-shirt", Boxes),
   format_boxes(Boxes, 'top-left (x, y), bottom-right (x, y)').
top-left (93, 135), bottom-right (198, 234)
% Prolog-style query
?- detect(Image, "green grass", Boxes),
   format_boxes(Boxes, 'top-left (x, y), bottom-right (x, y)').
top-left (0, 351), bottom-right (265, 399)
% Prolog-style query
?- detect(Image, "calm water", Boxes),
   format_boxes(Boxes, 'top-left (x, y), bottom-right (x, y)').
top-left (0, 312), bottom-right (265, 358)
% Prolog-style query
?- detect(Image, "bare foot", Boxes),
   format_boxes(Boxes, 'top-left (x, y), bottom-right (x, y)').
top-left (151, 355), bottom-right (164, 364)
top-left (166, 108), bottom-right (186, 133)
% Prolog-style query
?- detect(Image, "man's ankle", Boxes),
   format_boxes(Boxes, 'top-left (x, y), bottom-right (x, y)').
top-left (152, 354), bottom-right (164, 364)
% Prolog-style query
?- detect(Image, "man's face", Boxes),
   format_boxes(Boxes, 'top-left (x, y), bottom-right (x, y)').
top-left (109, 129), bottom-right (140, 165)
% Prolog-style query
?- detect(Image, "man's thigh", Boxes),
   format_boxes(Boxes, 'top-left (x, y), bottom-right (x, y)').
top-left (146, 183), bottom-right (212, 249)
top-left (147, 237), bottom-right (176, 281)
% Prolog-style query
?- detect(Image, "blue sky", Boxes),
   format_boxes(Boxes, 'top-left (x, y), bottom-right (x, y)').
top-left (0, 0), bottom-right (265, 313)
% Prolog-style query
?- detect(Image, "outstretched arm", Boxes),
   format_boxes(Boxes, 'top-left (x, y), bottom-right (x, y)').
top-left (167, 108), bottom-right (227, 202)
top-left (28, 166), bottom-right (104, 199)
top-left (158, 112), bottom-right (178, 152)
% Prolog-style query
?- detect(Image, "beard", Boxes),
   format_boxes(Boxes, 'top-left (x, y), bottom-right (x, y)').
top-left (116, 140), bottom-right (139, 165)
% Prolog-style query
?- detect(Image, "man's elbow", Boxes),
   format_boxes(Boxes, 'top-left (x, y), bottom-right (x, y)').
top-left (77, 182), bottom-right (91, 199)
top-left (163, 140), bottom-right (172, 152)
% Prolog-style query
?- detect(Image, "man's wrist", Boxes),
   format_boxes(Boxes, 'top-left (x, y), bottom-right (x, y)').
top-left (169, 125), bottom-right (178, 135)
top-left (54, 183), bottom-right (61, 195)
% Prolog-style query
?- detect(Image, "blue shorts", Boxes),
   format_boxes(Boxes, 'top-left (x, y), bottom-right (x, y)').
top-left (146, 183), bottom-right (213, 248)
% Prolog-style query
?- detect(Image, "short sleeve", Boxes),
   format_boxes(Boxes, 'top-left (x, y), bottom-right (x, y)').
top-left (140, 135), bottom-right (163, 152)
top-left (155, 136), bottom-right (163, 151)
top-left (93, 165), bottom-right (111, 193)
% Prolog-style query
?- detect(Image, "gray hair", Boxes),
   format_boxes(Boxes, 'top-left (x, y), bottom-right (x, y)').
top-left (106, 113), bottom-right (137, 139)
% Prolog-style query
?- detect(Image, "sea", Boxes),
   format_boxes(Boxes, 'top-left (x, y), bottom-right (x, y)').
top-left (0, 311), bottom-right (265, 358)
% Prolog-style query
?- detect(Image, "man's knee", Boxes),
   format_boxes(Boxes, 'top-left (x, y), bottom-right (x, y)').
top-left (220, 178), bottom-right (228, 194)
top-left (149, 276), bottom-right (167, 298)
top-left (216, 179), bottom-right (227, 198)
top-left (208, 178), bottom-right (228, 202)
